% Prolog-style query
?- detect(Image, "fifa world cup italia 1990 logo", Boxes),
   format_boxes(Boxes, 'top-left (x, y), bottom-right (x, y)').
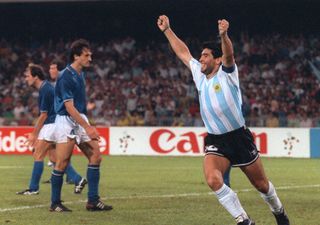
top-left (283, 133), bottom-right (300, 156)
top-left (119, 132), bottom-right (135, 153)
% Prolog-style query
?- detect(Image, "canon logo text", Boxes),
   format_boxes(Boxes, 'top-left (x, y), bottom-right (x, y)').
top-left (150, 129), bottom-right (206, 154)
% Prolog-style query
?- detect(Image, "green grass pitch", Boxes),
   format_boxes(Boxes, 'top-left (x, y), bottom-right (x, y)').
top-left (0, 155), bottom-right (319, 225)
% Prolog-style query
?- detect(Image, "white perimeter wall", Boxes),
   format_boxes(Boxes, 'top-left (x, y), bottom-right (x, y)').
top-left (109, 127), bottom-right (310, 158)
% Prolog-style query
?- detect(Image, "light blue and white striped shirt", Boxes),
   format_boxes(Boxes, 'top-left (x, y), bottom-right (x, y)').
top-left (190, 58), bottom-right (245, 134)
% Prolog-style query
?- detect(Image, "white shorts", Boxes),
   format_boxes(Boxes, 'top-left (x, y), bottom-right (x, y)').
top-left (54, 114), bottom-right (91, 144)
top-left (38, 123), bottom-right (56, 142)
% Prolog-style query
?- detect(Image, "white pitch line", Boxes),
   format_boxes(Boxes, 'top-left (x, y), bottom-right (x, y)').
top-left (0, 166), bottom-right (29, 169)
top-left (237, 184), bottom-right (320, 193)
top-left (1, 184), bottom-right (319, 213)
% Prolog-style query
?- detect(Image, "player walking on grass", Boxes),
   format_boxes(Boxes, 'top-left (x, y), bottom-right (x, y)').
top-left (17, 64), bottom-right (87, 196)
top-left (157, 15), bottom-right (290, 225)
top-left (50, 39), bottom-right (112, 212)
top-left (43, 60), bottom-right (78, 185)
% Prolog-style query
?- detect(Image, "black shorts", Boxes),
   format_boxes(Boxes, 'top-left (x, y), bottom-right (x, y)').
top-left (204, 126), bottom-right (259, 167)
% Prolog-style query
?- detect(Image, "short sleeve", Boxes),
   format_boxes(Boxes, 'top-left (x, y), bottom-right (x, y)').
top-left (39, 89), bottom-right (50, 112)
top-left (59, 74), bottom-right (75, 102)
top-left (39, 85), bottom-right (54, 113)
top-left (189, 58), bottom-right (204, 90)
top-left (220, 63), bottom-right (239, 87)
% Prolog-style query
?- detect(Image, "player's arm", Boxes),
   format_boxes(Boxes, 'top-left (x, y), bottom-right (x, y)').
top-left (218, 19), bottom-right (235, 68)
top-left (64, 100), bottom-right (99, 140)
top-left (26, 112), bottom-right (47, 147)
top-left (157, 15), bottom-right (193, 69)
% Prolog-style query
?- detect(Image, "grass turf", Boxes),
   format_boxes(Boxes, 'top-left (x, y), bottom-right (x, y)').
top-left (0, 155), bottom-right (319, 225)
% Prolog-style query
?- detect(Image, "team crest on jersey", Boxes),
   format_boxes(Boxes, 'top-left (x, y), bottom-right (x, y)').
top-left (213, 84), bottom-right (221, 92)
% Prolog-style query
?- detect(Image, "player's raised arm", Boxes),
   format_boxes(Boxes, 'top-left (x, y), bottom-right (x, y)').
top-left (218, 19), bottom-right (235, 68)
top-left (157, 15), bottom-right (192, 69)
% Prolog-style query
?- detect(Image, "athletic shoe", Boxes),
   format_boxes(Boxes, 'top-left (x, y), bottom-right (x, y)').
top-left (16, 189), bottom-right (39, 195)
top-left (273, 207), bottom-right (290, 225)
top-left (86, 200), bottom-right (113, 211)
top-left (236, 216), bottom-right (255, 225)
top-left (50, 202), bottom-right (72, 212)
top-left (74, 178), bottom-right (87, 194)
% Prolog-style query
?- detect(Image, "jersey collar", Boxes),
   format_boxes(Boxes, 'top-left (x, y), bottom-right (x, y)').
top-left (67, 64), bottom-right (82, 76)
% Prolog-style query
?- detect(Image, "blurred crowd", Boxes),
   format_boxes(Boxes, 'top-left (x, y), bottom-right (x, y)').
top-left (0, 33), bottom-right (319, 127)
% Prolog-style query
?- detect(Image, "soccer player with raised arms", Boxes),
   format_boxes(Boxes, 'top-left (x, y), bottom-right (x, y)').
top-left (50, 39), bottom-right (112, 212)
top-left (157, 15), bottom-right (290, 225)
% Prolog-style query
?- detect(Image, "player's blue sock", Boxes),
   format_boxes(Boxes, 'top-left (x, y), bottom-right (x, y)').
top-left (51, 170), bottom-right (64, 205)
top-left (29, 161), bottom-right (44, 191)
top-left (87, 164), bottom-right (100, 203)
top-left (223, 166), bottom-right (231, 187)
top-left (65, 163), bottom-right (82, 185)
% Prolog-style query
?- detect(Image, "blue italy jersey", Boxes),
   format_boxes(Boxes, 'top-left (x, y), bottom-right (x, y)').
top-left (38, 80), bottom-right (56, 124)
top-left (54, 65), bottom-right (87, 116)
top-left (189, 58), bottom-right (245, 135)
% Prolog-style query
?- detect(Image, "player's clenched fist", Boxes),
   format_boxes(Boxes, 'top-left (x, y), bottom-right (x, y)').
top-left (218, 19), bottom-right (229, 36)
top-left (157, 15), bottom-right (170, 32)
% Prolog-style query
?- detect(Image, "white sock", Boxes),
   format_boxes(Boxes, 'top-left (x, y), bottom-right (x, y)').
top-left (215, 184), bottom-right (248, 220)
top-left (260, 181), bottom-right (283, 214)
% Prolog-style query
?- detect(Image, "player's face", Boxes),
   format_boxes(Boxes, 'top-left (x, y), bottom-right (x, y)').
top-left (24, 69), bottom-right (36, 87)
top-left (78, 48), bottom-right (92, 68)
top-left (199, 48), bottom-right (215, 75)
top-left (49, 64), bottom-right (59, 80)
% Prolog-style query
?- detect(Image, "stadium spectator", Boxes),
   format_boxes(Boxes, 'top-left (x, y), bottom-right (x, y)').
top-left (13, 100), bottom-right (26, 120)
top-left (17, 112), bottom-right (30, 126)
top-left (299, 111), bottom-right (313, 127)
top-left (266, 112), bottom-right (280, 127)
top-left (0, 34), bottom-right (319, 128)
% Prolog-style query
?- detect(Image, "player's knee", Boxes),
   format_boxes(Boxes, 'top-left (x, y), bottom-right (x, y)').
top-left (253, 179), bottom-right (269, 193)
top-left (206, 173), bottom-right (223, 191)
top-left (55, 160), bottom-right (69, 171)
top-left (32, 150), bottom-right (46, 161)
top-left (90, 153), bottom-right (102, 164)
top-left (96, 155), bottom-right (102, 164)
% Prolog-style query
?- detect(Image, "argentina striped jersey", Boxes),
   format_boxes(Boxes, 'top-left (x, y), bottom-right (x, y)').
top-left (189, 58), bottom-right (245, 134)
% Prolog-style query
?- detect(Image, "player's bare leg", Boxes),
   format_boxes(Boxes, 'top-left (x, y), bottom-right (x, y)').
top-left (78, 140), bottom-right (101, 165)
top-left (42, 146), bottom-right (56, 184)
top-left (50, 139), bottom-right (75, 212)
top-left (204, 154), bottom-right (230, 191)
top-left (48, 146), bottom-right (56, 166)
top-left (204, 155), bottom-right (253, 224)
top-left (241, 158), bottom-right (290, 225)
top-left (16, 140), bottom-right (53, 195)
top-left (33, 141), bottom-right (54, 161)
top-left (78, 140), bottom-right (112, 211)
